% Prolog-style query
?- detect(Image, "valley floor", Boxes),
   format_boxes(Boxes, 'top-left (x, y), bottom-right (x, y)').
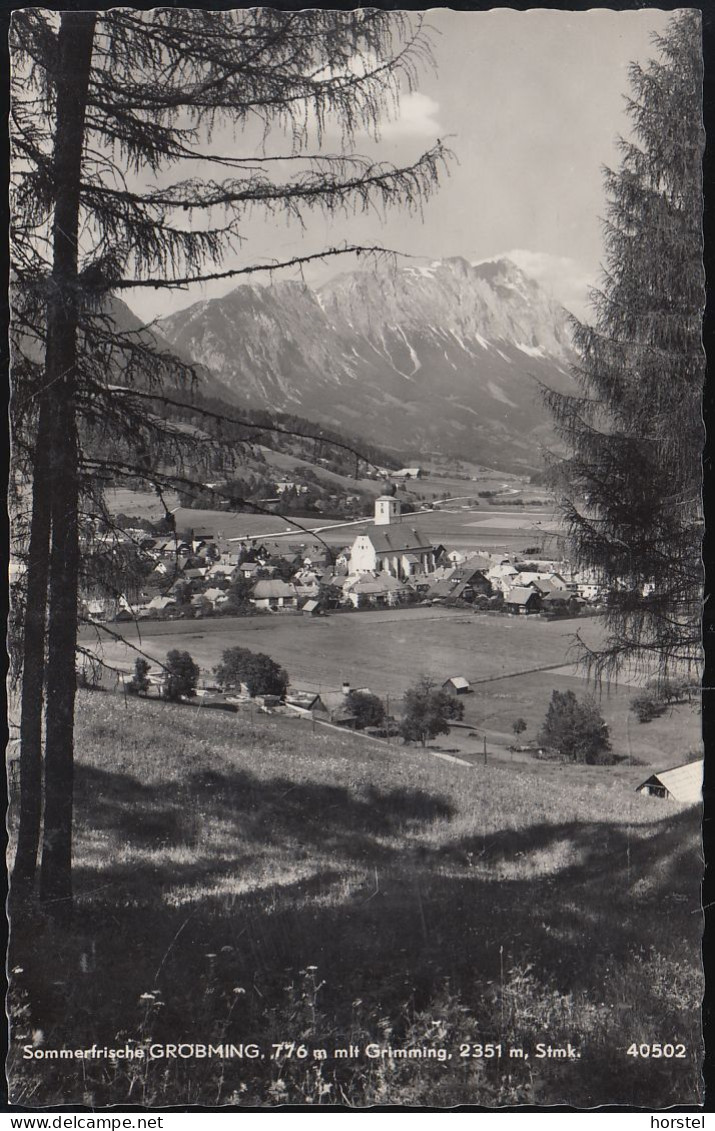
top-left (80, 606), bottom-right (701, 773)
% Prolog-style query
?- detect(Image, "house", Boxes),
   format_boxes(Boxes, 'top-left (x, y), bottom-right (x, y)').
top-left (251, 579), bottom-right (298, 610)
top-left (204, 587), bottom-right (228, 605)
top-left (349, 490), bottom-right (435, 579)
top-left (503, 586), bottom-right (541, 614)
top-left (427, 579), bottom-right (456, 602)
top-left (540, 592), bottom-right (582, 616)
top-left (393, 467), bottom-right (422, 479)
top-left (343, 572), bottom-right (411, 609)
top-left (636, 760), bottom-right (703, 804)
top-left (450, 562), bottom-right (492, 596)
top-left (487, 562), bottom-right (519, 594)
top-left (442, 676), bottom-right (472, 695)
top-left (145, 595), bottom-right (177, 612)
top-left (238, 561), bottom-right (261, 580)
top-left (285, 689), bottom-right (323, 712)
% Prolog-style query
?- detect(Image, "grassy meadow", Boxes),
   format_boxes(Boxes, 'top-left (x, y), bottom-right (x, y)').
top-left (82, 608), bottom-right (701, 772)
top-left (8, 692), bottom-right (703, 1107)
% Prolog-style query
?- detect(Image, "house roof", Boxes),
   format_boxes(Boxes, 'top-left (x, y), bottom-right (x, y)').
top-left (252, 579), bottom-right (297, 598)
top-left (541, 592), bottom-right (574, 605)
top-left (428, 579), bottom-right (455, 599)
top-left (319, 690), bottom-right (356, 721)
top-left (444, 676), bottom-right (470, 690)
top-left (363, 526), bottom-right (432, 555)
top-left (637, 760), bottom-right (703, 804)
top-left (146, 595), bottom-right (176, 609)
top-left (204, 588), bottom-right (226, 602)
top-left (505, 586), bottom-right (540, 605)
top-left (350, 573), bottom-right (408, 594)
top-left (301, 599), bottom-right (320, 612)
top-left (285, 690), bottom-right (321, 709)
top-left (463, 552), bottom-right (493, 570)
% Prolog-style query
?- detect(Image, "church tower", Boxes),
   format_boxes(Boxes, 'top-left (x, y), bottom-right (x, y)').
top-left (374, 481), bottom-right (401, 526)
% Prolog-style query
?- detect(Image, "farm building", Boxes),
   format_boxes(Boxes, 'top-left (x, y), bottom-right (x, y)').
top-left (503, 586), bottom-right (541, 614)
top-left (636, 760), bottom-right (703, 804)
top-left (442, 676), bottom-right (472, 695)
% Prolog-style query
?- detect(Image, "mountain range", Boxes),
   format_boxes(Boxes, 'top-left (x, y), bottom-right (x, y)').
top-left (151, 255), bottom-right (577, 472)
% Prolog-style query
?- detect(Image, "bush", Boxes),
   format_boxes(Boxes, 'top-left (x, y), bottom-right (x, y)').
top-left (630, 692), bottom-right (665, 724)
top-left (512, 717), bottom-right (527, 737)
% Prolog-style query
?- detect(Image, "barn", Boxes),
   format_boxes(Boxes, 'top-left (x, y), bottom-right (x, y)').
top-left (442, 676), bottom-right (472, 695)
top-left (636, 759), bottom-right (703, 804)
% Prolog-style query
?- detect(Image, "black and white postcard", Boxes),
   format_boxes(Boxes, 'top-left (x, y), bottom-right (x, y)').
top-left (7, 6), bottom-right (705, 1110)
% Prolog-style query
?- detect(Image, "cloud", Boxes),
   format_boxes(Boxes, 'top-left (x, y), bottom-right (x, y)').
top-left (501, 248), bottom-right (597, 318)
top-left (381, 92), bottom-right (443, 139)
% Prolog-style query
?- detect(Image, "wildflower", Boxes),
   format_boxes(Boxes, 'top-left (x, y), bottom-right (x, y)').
top-left (11, 966), bottom-right (23, 975)
top-left (32, 1029), bottom-right (44, 1047)
top-left (232, 987), bottom-right (246, 995)
top-left (305, 965), bottom-right (318, 972)
top-left (220, 945), bottom-right (234, 953)
top-left (139, 993), bottom-right (155, 1001)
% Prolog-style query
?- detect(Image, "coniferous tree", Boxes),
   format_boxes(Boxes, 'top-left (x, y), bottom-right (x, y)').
top-left (9, 8), bottom-right (450, 907)
top-left (545, 11), bottom-right (704, 680)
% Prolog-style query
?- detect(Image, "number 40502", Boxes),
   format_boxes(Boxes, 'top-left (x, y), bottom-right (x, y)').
top-left (626, 1043), bottom-right (686, 1058)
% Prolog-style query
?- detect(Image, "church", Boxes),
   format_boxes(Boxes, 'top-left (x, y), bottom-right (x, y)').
top-left (348, 486), bottom-right (436, 580)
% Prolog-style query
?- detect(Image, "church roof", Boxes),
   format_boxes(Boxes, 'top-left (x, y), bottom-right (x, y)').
top-left (365, 526), bottom-right (432, 554)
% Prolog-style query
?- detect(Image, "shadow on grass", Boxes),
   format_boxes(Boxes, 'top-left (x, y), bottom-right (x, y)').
top-left (10, 785), bottom-right (701, 1107)
top-left (73, 760), bottom-right (454, 857)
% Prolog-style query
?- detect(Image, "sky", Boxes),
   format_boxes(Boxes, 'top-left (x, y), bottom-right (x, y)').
top-left (124, 8), bottom-right (675, 324)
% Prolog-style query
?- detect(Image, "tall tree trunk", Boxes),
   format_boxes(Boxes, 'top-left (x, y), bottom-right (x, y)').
top-left (12, 403), bottom-right (53, 897)
top-left (38, 11), bottom-right (96, 913)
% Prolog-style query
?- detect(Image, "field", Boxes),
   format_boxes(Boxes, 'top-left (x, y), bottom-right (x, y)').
top-left (104, 488), bottom-right (562, 555)
top-left (81, 608), bottom-right (700, 772)
top-left (8, 694), bottom-right (702, 1107)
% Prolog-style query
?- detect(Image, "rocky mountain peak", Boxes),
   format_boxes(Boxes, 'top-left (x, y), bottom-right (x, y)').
top-left (155, 255), bottom-right (577, 471)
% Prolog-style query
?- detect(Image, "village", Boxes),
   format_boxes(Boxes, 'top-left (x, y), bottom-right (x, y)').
top-left (72, 481), bottom-right (701, 806)
top-left (83, 482), bottom-right (601, 627)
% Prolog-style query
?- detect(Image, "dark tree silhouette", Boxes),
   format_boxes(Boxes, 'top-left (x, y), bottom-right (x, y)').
top-left (10, 9), bottom-right (450, 906)
top-left (399, 676), bottom-right (464, 747)
top-left (214, 647), bottom-right (288, 698)
top-left (538, 690), bottom-right (612, 764)
top-left (346, 691), bottom-right (386, 731)
top-left (544, 12), bottom-right (704, 681)
top-left (163, 651), bottom-right (200, 702)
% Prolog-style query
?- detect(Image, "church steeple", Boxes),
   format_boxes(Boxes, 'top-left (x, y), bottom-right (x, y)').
top-left (374, 480), bottom-right (401, 526)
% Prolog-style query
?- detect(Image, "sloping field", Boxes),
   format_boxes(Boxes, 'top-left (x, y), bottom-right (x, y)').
top-left (82, 608), bottom-right (700, 771)
top-left (8, 695), bottom-right (702, 1107)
